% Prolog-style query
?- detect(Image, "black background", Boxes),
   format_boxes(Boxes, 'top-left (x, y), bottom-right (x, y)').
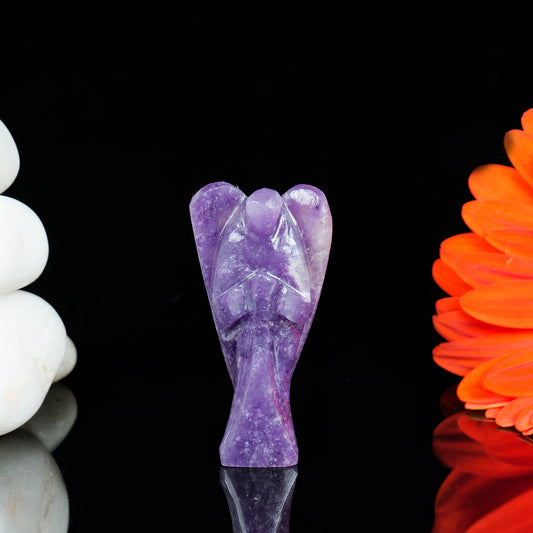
top-left (1, 14), bottom-right (533, 531)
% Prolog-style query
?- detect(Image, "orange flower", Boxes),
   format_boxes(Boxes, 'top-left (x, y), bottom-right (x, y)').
top-left (433, 108), bottom-right (533, 435)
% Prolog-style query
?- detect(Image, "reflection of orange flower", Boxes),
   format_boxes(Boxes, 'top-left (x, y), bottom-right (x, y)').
top-left (433, 393), bottom-right (533, 532)
top-left (433, 109), bottom-right (533, 435)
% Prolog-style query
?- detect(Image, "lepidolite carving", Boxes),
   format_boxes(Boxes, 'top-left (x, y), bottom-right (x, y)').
top-left (190, 182), bottom-right (332, 467)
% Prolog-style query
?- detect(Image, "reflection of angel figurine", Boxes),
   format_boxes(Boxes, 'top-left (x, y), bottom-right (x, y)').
top-left (190, 183), bottom-right (332, 467)
top-left (220, 466), bottom-right (298, 532)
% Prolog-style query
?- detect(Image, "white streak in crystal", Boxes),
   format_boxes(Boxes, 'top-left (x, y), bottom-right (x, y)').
top-left (287, 187), bottom-right (319, 208)
top-left (270, 215), bottom-right (283, 247)
top-left (263, 272), bottom-right (309, 300)
top-left (286, 255), bottom-right (310, 302)
top-left (228, 230), bottom-right (244, 243)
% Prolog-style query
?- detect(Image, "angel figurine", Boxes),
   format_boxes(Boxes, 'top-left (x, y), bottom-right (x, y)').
top-left (190, 183), bottom-right (332, 467)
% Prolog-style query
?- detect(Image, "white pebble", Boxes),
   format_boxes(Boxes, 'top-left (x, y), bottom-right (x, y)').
top-left (54, 335), bottom-right (77, 382)
top-left (0, 119), bottom-right (20, 193)
top-left (0, 290), bottom-right (67, 435)
top-left (0, 195), bottom-right (49, 296)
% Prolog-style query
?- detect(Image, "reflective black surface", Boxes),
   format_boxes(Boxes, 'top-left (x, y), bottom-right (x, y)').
top-left (2, 16), bottom-right (533, 532)
top-left (220, 467), bottom-right (298, 532)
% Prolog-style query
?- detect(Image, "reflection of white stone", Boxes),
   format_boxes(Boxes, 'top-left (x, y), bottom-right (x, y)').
top-left (0, 119), bottom-right (20, 194)
top-left (0, 431), bottom-right (69, 533)
top-left (0, 384), bottom-right (76, 533)
top-left (0, 291), bottom-right (67, 435)
top-left (22, 382), bottom-right (78, 452)
top-left (0, 196), bottom-right (49, 296)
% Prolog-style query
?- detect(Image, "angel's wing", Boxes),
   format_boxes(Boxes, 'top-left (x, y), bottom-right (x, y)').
top-left (282, 184), bottom-right (332, 320)
top-left (190, 181), bottom-right (246, 295)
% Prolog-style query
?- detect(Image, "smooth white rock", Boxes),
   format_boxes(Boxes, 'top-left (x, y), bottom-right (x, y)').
top-left (0, 430), bottom-right (69, 533)
top-left (0, 195), bottom-right (49, 296)
top-left (0, 290), bottom-right (67, 435)
top-left (0, 119), bottom-right (20, 193)
top-left (22, 383), bottom-right (78, 452)
top-left (54, 335), bottom-right (77, 382)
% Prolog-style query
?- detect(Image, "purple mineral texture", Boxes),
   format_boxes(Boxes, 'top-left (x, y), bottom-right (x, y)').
top-left (190, 182), bottom-right (332, 467)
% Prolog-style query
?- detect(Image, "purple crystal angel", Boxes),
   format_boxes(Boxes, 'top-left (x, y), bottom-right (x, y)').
top-left (190, 182), bottom-right (332, 467)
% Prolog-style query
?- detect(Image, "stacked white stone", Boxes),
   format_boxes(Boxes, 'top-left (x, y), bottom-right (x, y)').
top-left (0, 120), bottom-right (76, 436)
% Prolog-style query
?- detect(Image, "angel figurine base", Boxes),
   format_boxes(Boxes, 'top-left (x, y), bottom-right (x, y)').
top-left (190, 183), bottom-right (332, 467)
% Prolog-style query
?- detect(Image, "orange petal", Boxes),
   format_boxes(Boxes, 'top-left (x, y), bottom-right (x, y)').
top-left (433, 312), bottom-right (462, 341)
top-left (433, 342), bottom-right (485, 376)
top-left (435, 296), bottom-right (461, 314)
top-left (485, 228), bottom-right (533, 259)
top-left (456, 354), bottom-right (514, 407)
top-left (522, 108), bottom-right (533, 135)
top-left (453, 252), bottom-right (533, 287)
top-left (484, 348), bottom-right (533, 397)
top-left (505, 128), bottom-right (533, 188)
top-left (433, 310), bottom-right (510, 342)
top-left (495, 397), bottom-right (533, 427)
top-left (516, 405), bottom-right (533, 434)
top-left (433, 330), bottom-right (533, 376)
top-left (462, 199), bottom-right (533, 236)
top-left (469, 163), bottom-right (533, 202)
top-left (440, 232), bottom-right (497, 268)
top-left (485, 406), bottom-right (502, 418)
top-left (432, 258), bottom-right (472, 297)
top-left (461, 280), bottom-right (533, 328)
